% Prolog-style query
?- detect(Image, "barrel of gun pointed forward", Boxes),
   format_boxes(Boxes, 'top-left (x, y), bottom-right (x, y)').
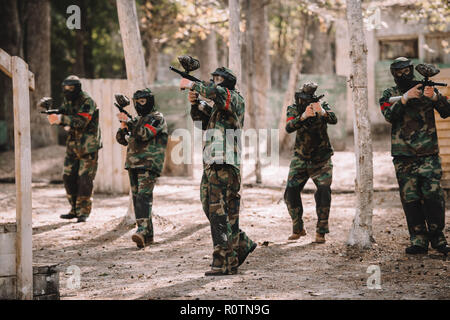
top-left (169, 66), bottom-right (202, 83)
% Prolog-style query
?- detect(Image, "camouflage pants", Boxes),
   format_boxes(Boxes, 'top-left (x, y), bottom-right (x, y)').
top-left (393, 155), bottom-right (447, 248)
top-left (201, 164), bottom-right (255, 274)
top-left (284, 157), bottom-right (333, 235)
top-left (63, 151), bottom-right (98, 218)
top-left (129, 169), bottom-right (157, 239)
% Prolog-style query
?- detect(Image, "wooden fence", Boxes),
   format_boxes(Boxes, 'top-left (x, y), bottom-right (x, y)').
top-left (433, 68), bottom-right (450, 188)
top-left (80, 79), bottom-right (193, 194)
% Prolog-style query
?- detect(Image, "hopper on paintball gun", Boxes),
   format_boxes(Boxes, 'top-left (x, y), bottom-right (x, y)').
top-left (114, 94), bottom-right (133, 121)
top-left (38, 97), bottom-right (64, 115)
top-left (169, 55), bottom-right (201, 89)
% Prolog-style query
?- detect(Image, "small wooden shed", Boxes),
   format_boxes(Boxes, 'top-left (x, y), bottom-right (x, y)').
top-left (433, 68), bottom-right (450, 189)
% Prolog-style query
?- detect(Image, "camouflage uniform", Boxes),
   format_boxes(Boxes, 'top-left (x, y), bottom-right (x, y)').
top-left (380, 85), bottom-right (450, 249)
top-left (190, 79), bottom-right (255, 275)
top-left (116, 110), bottom-right (168, 244)
top-left (59, 91), bottom-right (102, 219)
top-left (284, 101), bottom-right (337, 235)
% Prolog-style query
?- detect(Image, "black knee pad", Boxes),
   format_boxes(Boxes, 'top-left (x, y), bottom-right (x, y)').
top-left (284, 186), bottom-right (302, 207)
top-left (63, 174), bottom-right (78, 195)
top-left (77, 175), bottom-right (94, 197)
top-left (135, 194), bottom-right (151, 219)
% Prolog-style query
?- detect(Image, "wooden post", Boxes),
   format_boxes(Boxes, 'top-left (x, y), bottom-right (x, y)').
top-left (345, 0), bottom-right (374, 248)
top-left (116, 0), bottom-right (148, 225)
top-left (12, 56), bottom-right (33, 299)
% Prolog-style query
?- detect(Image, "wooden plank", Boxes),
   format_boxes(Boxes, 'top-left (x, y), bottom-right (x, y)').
top-left (437, 139), bottom-right (450, 147)
top-left (0, 276), bottom-right (16, 299)
top-left (0, 232), bottom-right (16, 277)
top-left (0, 48), bottom-right (35, 91)
top-left (12, 56), bottom-right (33, 300)
top-left (436, 122), bottom-right (450, 130)
top-left (33, 272), bottom-right (59, 297)
top-left (111, 80), bottom-right (124, 193)
top-left (101, 79), bottom-right (114, 193)
top-left (437, 130), bottom-right (450, 138)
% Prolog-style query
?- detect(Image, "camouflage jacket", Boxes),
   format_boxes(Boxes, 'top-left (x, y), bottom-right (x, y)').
top-left (380, 86), bottom-right (450, 157)
top-left (285, 101), bottom-right (337, 162)
top-left (59, 91), bottom-right (102, 156)
top-left (190, 81), bottom-right (244, 170)
top-left (116, 111), bottom-right (168, 175)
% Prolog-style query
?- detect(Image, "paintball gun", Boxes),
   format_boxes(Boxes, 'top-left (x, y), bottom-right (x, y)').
top-left (169, 55), bottom-right (201, 89)
top-left (38, 97), bottom-right (65, 115)
top-left (389, 63), bottom-right (447, 104)
top-left (114, 94), bottom-right (133, 120)
top-left (295, 83), bottom-right (325, 124)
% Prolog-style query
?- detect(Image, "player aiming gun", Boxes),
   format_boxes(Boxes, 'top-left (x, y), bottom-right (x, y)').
top-left (389, 63), bottom-right (447, 104)
top-left (295, 83), bottom-right (325, 124)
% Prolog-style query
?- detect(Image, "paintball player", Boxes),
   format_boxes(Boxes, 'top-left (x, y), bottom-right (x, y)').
top-left (284, 82), bottom-right (338, 244)
top-left (39, 75), bottom-right (102, 223)
top-left (380, 57), bottom-right (450, 254)
top-left (180, 67), bottom-right (257, 276)
top-left (115, 88), bottom-right (168, 248)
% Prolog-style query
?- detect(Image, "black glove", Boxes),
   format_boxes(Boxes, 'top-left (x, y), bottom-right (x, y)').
top-left (116, 128), bottom-right (129, 146)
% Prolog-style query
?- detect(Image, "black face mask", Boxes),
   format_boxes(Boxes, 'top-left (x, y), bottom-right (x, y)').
top-left (393, 72), bottom-right (415, 93)
top-left (63, 85), bottom-right (81, 102)
top-left (135, 101), bottom-right (153, 116)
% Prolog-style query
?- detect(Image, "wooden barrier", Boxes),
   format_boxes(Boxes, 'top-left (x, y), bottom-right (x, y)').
top-left (0, 49), bottom-right (34, 300)
top-left (433, 68), bottom-right (450, 188)
top-left (80, 79), bottom-right (193, 194)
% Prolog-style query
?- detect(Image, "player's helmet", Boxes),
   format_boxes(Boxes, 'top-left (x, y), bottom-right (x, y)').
top-left (133, 88), bottom-right (155, 116)
top-left (211, 67), bottom-right (237, 90)
top-left (62, 75), bottom-right (82, 101)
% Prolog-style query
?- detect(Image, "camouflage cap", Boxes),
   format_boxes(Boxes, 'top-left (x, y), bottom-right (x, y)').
top-left (390, 57), bottom-right (413, 70)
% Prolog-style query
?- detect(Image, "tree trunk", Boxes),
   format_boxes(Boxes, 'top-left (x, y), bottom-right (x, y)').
top-left (309, 18), bottom-right (334, 74)
top-left (228, 0), bottom-right (241, 86)
top-left (345, 0), bottom-right (374, 248)
top-left (0, 0), bottom-right (23, 150)
top-left (244, 0), bottom-right (269, 184)
top-left (116, 0), bottom-right (148, 225)
top-left (277, 13), bottom-right (308, 155)
top-left (26, 0), bottom-right (57, 149)
top-left (197, 29), bottom-right (219, 80)
top-left (145, 37), bottom-right (160, 85)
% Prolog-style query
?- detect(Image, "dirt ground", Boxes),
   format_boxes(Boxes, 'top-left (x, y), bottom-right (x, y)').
top-left (0, 136), bottom-right (449, 300)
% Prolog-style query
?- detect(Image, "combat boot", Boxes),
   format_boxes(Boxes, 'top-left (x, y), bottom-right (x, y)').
top-left (435, 245), bottom-right (450, 255)
top-left (238, 242), bottom-right (257, 267)
top-left (61, 195), bottom-right (77, 219)
top-left (288, 229), bottom-right (306, 240)
top-left (132, 219), bottom-right (154, 248)
top-left (314, 232), bottom-right (326, 244)
top-left (76, 215), bottom-right (88, 223)
top-left (205, 267), bottom-right (237, 276)
top-left (405, 245), bottom-right (428, 254)
top-left (60, 213), bottom-right (77, 219)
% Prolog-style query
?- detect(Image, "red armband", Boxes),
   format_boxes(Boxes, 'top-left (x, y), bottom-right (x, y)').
top-left (144, 124), bottom-right (157, 135)
top-left (77, 113), bottom-right (92, 120)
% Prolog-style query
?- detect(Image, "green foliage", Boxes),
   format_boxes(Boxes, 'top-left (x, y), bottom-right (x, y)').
top-left (50, 0), bottom-right (125, 105)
